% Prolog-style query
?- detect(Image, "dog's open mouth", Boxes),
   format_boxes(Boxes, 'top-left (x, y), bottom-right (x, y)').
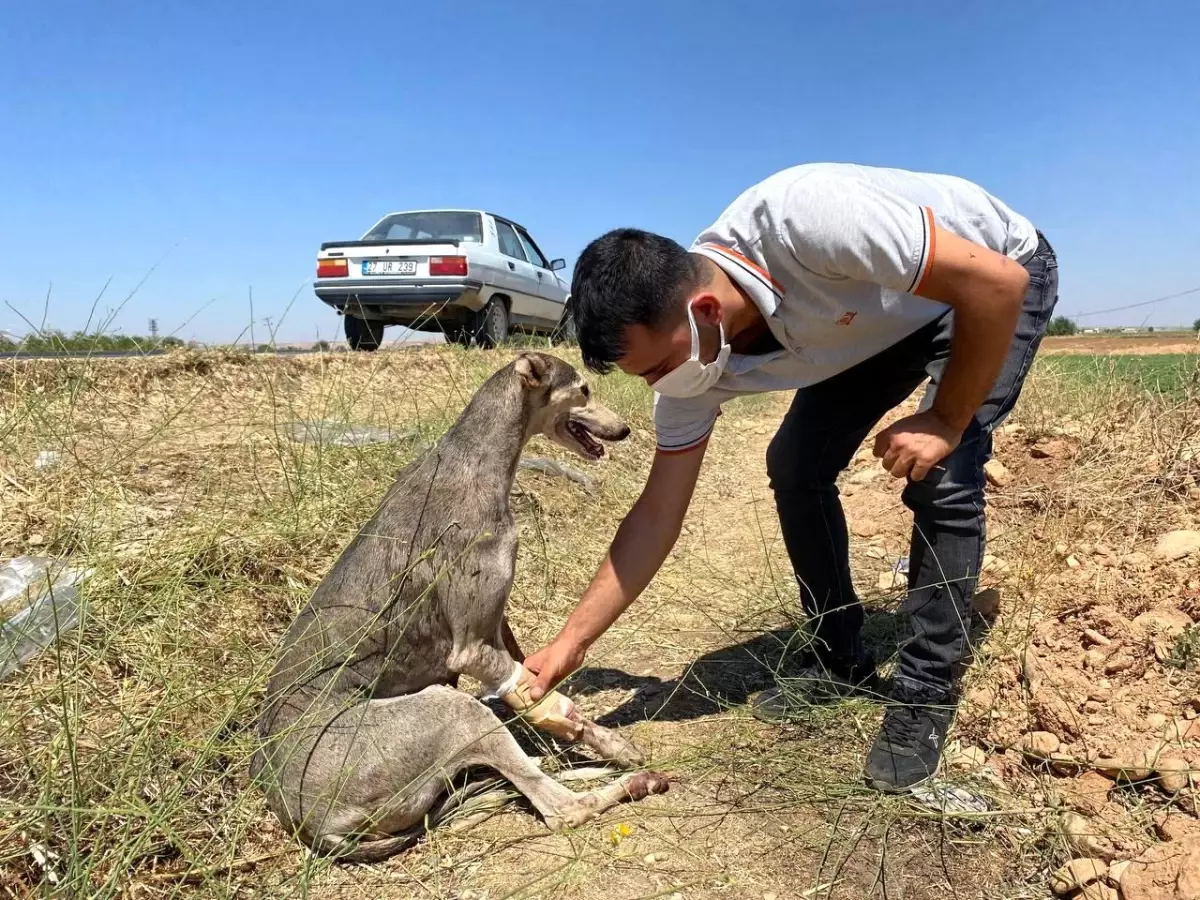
top-left (564, 418), bottom-right (605, 460)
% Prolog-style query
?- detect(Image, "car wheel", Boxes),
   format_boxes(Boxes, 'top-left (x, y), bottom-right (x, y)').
top-left (473, 300), bottom-right (509, 349)
top-left (345, 315), bottom-right (383, 352)
top-left (551, 300), bottom-right (577, 346)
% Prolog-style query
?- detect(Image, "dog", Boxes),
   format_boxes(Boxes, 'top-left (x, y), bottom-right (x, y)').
top-left (250, 351), bottom-right (668, 862)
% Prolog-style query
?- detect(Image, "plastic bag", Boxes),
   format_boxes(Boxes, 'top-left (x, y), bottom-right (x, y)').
top-left (0, 556), bottom-right (92, 681)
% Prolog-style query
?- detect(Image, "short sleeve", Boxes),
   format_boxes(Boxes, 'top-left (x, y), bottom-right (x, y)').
top-left (779, 174), bottom-right (935, 294)
top-left (653, 393), bottom-right (721, 453)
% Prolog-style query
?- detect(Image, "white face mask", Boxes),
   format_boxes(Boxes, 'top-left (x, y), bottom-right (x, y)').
top-left (652, 303), bottom-right (731, 399)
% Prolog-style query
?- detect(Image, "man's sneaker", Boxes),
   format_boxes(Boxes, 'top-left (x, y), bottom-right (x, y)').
top-left (864, 685), bottom-right (956, 792)
top-left (751, 651), bottom-right (881, 723)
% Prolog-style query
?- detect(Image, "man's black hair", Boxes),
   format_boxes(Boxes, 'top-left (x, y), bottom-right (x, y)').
top-left (570, 228), bottom-right (706, 374)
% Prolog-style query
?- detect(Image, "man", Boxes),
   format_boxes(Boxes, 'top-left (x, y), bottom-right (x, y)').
top-left (526, 163), bottom-right (1058, 791)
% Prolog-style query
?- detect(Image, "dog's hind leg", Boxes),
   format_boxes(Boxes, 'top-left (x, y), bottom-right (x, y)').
top-left (433, 688), bottom-right (669, 832)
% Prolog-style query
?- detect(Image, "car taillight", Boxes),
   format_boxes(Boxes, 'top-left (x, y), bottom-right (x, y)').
top-left (317, 258), bottom-right (348, 278)
top-left (429, 256), bottom-right (468, 277)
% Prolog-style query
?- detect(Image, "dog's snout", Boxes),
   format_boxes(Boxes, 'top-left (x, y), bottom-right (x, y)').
top-left (613, 423), bottom-right (631, 442)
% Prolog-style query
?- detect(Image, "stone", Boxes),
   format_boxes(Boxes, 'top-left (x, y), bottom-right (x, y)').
top-left (850, 519), bottom-right (880, 538)
top-left (1049, 858), bottom-right (1107, 895)
top-left (1095, 749), bottom-right (1155, 781)
top-left (1158, 756), bottom-right (1193, 794)
top-left (1155, 812), bottom-right (1199, 843)
top-left (1155, 530), bottom-right (1200, 562)
top-left (983, 458), bottom-right (1012, 487)
top-left (947, 746), bottom-right (988, 772)
top-left (1104, 655), bottom-right (1133, 676)
top-left (1067, 555), bottom-right (1082, 568)
top-left (1122, 836), bottom-right (1200, 900)
top-left (1063, 772), bottom-right (1113, 816)
top-left (864, 545), bottom-right (889, 560)
top-left (1055, 542), bottom-right (1070, 557)
top-left (1033, 439), bottom-right (1074, 460)
top-left (1019, 730), bottom-right (1061, 758)
top-left (1148, 713), bottom-right (1169, 731)
top-left (1083, 628), bottom-right (1112, 647)
top-left (983, 554), bottom-right (1011, 574)
top-left (1063, 812), bottom-right (1118, 860)
top-left (877, 570), bottom-right (905, 591)
top-left (848, 467), bottom-right (882, 485)
top-left (1132, 607), bottom-right (1194, 638)
top-left (1107, 859), bottom-right (1130, 887)
top-left (1084, 648), bottom-right (1108, 669)
top-left (1077, 884), bottom-right (1117, 900)
top-left (1123, 551), bottom-right (1152, 570)
top-left (972, 588), bottom-right (1001, 618)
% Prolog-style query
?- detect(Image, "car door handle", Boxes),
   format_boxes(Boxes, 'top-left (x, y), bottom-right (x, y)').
top-left (536, 271), bottom-right (543, 278)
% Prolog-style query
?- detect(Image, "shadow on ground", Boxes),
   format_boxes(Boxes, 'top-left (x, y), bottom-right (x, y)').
top-left (566, 603), bottom-right (993, 729)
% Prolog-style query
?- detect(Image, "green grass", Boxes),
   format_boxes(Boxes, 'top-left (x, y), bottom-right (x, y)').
top-left (1034, 353), bottom-right (1199, 395)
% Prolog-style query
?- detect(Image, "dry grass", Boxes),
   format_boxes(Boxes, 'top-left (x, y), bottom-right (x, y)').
top-left (0, 343), bottom-right (1197, 899)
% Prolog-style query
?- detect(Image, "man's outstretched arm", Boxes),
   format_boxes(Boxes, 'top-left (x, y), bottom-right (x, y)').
top-left (525, 440), bottom-right (708, 699)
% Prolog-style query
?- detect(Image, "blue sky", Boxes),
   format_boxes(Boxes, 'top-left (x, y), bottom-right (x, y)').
top-left (2, 0), bottom-right (1197, 343)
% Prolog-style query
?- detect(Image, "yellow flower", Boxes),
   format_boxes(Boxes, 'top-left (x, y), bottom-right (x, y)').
top-left (608, 823), bottom-right (633, 846)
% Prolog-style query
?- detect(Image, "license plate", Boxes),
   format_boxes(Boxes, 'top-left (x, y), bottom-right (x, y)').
top-left (362, 259), bottom-right (417, 276)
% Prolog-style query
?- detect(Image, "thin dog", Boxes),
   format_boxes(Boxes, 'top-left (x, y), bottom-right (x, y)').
top-left (251, 351), bottom-right (667, 862)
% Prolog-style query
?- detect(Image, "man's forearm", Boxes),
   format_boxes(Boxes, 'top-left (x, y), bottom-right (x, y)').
top-left (932, 272), bottom-right (1027, 431)
top-left (558, 501), bottom-right (679, 651)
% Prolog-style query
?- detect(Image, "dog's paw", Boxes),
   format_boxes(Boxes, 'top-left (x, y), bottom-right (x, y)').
top-left (623, 770), bottom-right (669, 800)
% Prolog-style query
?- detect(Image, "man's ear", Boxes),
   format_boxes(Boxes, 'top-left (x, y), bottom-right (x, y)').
top-left (689, 292), bottom-right (723, 327)
top-left (514, 352), bottom-right (547, 389)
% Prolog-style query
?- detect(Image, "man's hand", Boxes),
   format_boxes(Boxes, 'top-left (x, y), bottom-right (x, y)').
top-left (873, 410), bottom-right (962, 481)
top-left (524, 637), bottom-right (586, 701)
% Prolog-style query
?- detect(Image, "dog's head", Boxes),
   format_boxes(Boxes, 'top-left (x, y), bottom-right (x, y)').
top-left (514, 351), bottom-right (630, 460)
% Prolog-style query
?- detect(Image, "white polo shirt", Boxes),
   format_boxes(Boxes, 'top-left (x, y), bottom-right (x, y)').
top-left (654, 162), bottom-right (1040, 453)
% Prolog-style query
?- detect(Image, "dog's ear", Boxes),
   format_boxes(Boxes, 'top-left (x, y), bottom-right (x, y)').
top-left (514, 352), bottom-right (547, 389)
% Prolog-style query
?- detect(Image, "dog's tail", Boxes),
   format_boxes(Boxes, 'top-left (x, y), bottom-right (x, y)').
top-left (316, 764), bottom-right (618, 864)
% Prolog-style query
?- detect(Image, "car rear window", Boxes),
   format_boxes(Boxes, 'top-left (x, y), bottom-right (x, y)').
top-left (364, 212), bottom-right (483, 243)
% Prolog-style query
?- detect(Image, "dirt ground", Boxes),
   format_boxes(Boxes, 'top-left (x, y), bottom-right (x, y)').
top-left (0, 346), bottom-right (1197, 899)
top-left (1041, 332), bottom-right (1199, 355)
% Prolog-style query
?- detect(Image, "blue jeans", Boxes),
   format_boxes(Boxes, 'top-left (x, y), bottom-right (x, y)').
top-left (766, 233), bottom-right (1059, 695)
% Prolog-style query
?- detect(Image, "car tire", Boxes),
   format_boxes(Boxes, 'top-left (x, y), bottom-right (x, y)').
top-left (551, 300), bottom-right (577, 346)
top-left (345, 315), bottom-right (383, 352)
top-left (471, 299), bottom-right (509, 349)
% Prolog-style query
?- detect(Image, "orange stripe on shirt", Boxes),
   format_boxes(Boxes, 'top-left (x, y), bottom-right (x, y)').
top-left (913, 207), bottom-right (937, 295)
top-left (701, 244), bottom-right (786, 293)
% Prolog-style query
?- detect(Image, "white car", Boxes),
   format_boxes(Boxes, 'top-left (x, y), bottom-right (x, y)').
top-left (314, 209), bottom-right (575, 350)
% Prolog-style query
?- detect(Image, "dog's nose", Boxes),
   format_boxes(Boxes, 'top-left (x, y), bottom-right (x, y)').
top-left (614, 424), bottom-right (631, 441)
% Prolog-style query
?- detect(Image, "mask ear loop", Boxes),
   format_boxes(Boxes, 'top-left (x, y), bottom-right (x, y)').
top-left (685, 303), bottom-right (701, 360)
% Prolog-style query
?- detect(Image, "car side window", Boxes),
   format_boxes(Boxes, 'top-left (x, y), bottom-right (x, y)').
top-left (517, 229), bottom-right (548, 269)
top-left (495, 221), bottom-right (527, 261)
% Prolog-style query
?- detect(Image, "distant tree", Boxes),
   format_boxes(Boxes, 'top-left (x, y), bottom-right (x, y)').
top-left (315, 340), bottom-right (331, 352)
top-left (1194, 317), bottom-right (1200, 333)
top-left (1047, 316), bottom-right (1078, 337)
top-left (160, 336), bottom-right (185, 349)
top-left (1148, 326), bottom-right (1155, 333)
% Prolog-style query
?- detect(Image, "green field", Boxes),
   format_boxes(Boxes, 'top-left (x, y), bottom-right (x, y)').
top-left (1035, 352), bottom-right (1199, 395)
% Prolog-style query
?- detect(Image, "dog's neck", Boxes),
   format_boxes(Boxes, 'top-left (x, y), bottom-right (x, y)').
top-left (437, 372), bottom-right (533, 505)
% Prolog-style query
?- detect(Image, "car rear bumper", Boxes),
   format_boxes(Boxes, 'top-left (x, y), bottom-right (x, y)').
top-left (315, 278), bottom-right (485, 323)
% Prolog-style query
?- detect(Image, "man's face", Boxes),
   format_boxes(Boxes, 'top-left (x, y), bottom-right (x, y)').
top-left (617, 296), bottom-right (723, 387)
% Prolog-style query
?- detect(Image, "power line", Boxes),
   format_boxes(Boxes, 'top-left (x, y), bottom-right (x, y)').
top-left (1069, 284), bottom-right (1200, 319)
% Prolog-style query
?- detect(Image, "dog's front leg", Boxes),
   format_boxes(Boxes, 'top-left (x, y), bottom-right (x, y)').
top-left (501, 616), bottom-right (524, 663)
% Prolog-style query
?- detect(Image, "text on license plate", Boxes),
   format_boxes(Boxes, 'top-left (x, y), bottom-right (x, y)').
top-left (362, 260), bottom-right (417, 276)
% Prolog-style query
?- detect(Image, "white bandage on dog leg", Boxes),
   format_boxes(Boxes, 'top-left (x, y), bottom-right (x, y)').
top-left (478, 660), bottom-right (524, 701)
top-left (502, 662), bottom-right (584, 742)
